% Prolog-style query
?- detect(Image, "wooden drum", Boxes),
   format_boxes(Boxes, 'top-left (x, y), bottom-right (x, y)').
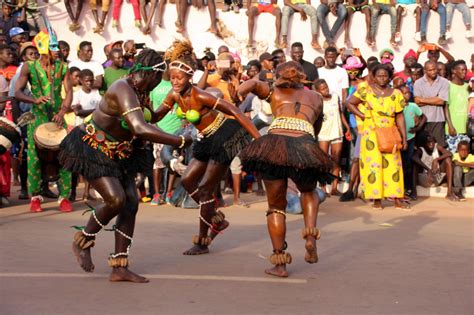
top-left (34, 122), bottom-right (67, 182)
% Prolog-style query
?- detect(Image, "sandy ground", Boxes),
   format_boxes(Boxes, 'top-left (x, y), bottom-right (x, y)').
top-left (0, 190), bottom-right (473, 315)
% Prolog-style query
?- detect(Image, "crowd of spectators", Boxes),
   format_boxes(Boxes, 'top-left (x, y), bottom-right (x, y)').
top-left (0, 0), bottom-right (473, 209)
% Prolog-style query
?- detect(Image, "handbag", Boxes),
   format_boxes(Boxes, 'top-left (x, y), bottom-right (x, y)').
top-left (368, 108), bottom-right (403, 153)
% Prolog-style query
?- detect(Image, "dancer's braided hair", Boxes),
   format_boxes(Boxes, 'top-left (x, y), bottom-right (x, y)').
top-left (165, 40), bottom-right (197, 72)
top-left (275, 61), bottom-right (307, 89)
top-left (129, 48), bottom-right (165, 75)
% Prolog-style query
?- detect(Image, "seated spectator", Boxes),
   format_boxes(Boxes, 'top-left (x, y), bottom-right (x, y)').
top-left (412, 131), bottom-right (457, 201)
top-left (369, 0), bottom-right (398, 47)
top-left (445, 60), bottom-right (470, 152)
top-left (418, 0), bottom-right (447, 45)
top-left (175, 0), bottom-right (218, 36)
top-left (223, 0), bottom-right (243, 13)
top-left (452, 141), bottom-right (473, 201)
top-left (103, 48), bottom-right (129, 91)
top-left (314, 79), bottom-right (350, 196)
top-left (344, 0), bottom-right (371, 47)
top-left (445, 0), bottom-right (472, 40)
top-left (317, 0), bottom-right (347, 48)
top-left (280, 0), bottom-right (319, 50)
top-left (396, 0), bottom-right (421, 44)
top-left (399, 85), bottom-right (426, 198)
top-left (246, 0), bottom-right (282, 48)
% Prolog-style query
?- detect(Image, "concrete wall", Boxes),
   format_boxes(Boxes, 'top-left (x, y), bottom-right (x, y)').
top-left (44, 1), bottom-right (473, 69)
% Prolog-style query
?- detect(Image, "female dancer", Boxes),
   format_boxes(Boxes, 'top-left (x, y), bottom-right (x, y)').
top-left (237, 61), bottom-right (334, 277)
top-left (59, 49), bottom-right (192, 283)
top-left (152, 40), bottom-right (260, 255)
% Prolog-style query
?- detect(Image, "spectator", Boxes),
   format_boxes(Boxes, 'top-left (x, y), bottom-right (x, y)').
top-left (290, 42), bottom-right (318, 87)
top-left (218, 45), bottom-right (230, 55)
top-left (445, 60), bottom-right (470, 152)
top-left (317, 46), bottom-right (349, 101)
top-left (58, 40), bottom-right (70, 63)
top-left (280, 0), bottom-right (319, 50)
top-left (0, 0), bottom-right (26, 43)
top-left (316, 0), bottom-right (347, 48)
top-left (399, 85), bottom-right (426, 199)
top-left (417, 43), bottom-right (454, 64)
top-left (418, 0), bottom-right (447, 45)
top-left (437, 61), bottom-right (448, 78)
top-left (347, 64), bottom-right (408, 210)
top-left (8, 27), bottom-right (27, 55)
top-left (246, 0), bottom-right (282, 48)
top-left (445, 0), bottom-right (472, 40)
top-left (0, 74), bottom-right (11, 207)
top-left (103, 48), bottom-right (129, 91)
top-left (412, 131), bottom-right (457, 200)
top-left (259, 52), bottom-right (275, 72)
top-left (89, 0), bottom-right (110, 34)
top-left (245, 59), bottom-right (262, 80)
top-left (271, 48), bottom-right (286, 67)
top-left (102, 41), bottom-right (126, 68)
top-left (0, 32), bottom-right (7, 45)
top-left (414, 61), bottom-right (450, 147)
top-left (368, 0), bottom-right (398, 47)
top-left (64, 0), bottom-right (84, 31)
top-left (452, 141), bottom-right (474, 201)
top-left (175, 0), bottom-right (219, 36)
top-left (69, 41), bottom-right (104, 90)
top-left (379, 48), bottom-right (394, 64)
top-left (314, 79), bottom-right (350, 196)
top-left (396, 0), bottom-right (421, 44)
top-left (344, 0), bottom-right (371, 47)
top-left (394, 49), bottom-right (418, 83)
top-left (0, 44), bottom-right (17, 81)
top-left (313, 56), bottom-right (325, 68)
top-left (123, 40), bottom-right (138, 65)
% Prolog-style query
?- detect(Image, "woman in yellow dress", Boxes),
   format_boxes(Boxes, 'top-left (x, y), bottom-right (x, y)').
top-left (347, 64), bottom-right (408, 209)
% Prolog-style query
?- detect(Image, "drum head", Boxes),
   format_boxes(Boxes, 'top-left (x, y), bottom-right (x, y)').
top-left (34, 122), bottom-right (67, 150)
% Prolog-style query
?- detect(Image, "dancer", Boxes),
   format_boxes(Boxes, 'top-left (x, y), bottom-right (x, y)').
top-left (238, 61), bottom-right (333, 277)
top-left (153, 40), bottom-right (260, 255)
top-left (59, 49), bottom-right (192, 283)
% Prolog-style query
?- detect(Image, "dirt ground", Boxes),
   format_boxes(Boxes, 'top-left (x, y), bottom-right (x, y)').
top-left (0, 190), bottom-right (473, 315)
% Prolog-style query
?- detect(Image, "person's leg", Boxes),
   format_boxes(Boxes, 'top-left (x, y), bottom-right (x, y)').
top-left (183, 160), bottom-right (230, 255)
top-left (396, 5), bottom-right (403, 33)
top-left (437, 4), bottom-right (447, 37)
top-left (256, 172), bottom-right (265, 195)
top-left (330, 3), bottom-right (347, 40)
top-left (112, 0), bottom-right (123, 25)
top-left (441, 157), bottom-right (455, 198)
top-left (420, 7), bottom-right (429, 39)
top-left (156, 0), bottom-right (166, 27)
top-left (402, 138), bottom-right (415, 193)
top-left (280, 5), bottom-right (294, 48)
top-left (70, 172), bottom-right (78, 201)
top-left (303, 4), bottom-right (320, 48)
top-left (463, 169), bottom-right (474, 187)
top-left (109, 176), bottom-right (149, 283)
top-left (72, 176), bottom-right (127, 272)
top-left (19, 159), bottom-right (28, 199)
top-left (247, 6), bottom-right (259, 46)
top-left (317, 4), bottom-right (331, 43)
top-left (272, 6), bottom-right (282, 47)
top-left (230, 156), bottom-right (248, 207)
top-left (344, 8), bottom-right (354, 45)
top-left (445, 2), bottom-right (454, 33)
top-left (361, 7), bottom-right (372, 44)
top-left (414, 6), bottom-right (421, 33)
top-left (370, 5), bottom-right (381, 44)
top-left (11, 158), bottom-right (19, 186)
top-left (458, 3), bottom-right (472, 31)
top-left (318, 140), bottom-right (330, 194)
top-left (58, 167), bottom-right (72, 202)
top-left (388, 5), bottom-right (398, 40)
top-left (330, 141), bottom-right (343, 195)
top-left (298, 185), bottom-right (321, 264)
top-left (263, 178), bottom-right (289, 277)
top-left (207, 0), bottom-right (218, 34)
top-left (453, 165), bottom-right (463, 195)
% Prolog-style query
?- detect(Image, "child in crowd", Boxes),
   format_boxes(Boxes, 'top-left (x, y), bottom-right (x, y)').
top-left (399, 86), bottom-right (426, 199)
top-left (452, 141), bottom-right (474, 201)
top-left (69, 69), bottom-right (102, 201)
top-left (314, 79), bottom-right (350, 196)
top-left (412, 131), bottom-right (458, 201)
top-left (64, 67), bottom-right (81, 132)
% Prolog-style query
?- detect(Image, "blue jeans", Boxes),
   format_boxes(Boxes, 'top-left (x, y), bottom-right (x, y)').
top-left (316, 3), bottom-right (347, 42)
top-left (282, 4), bottom-right (318, 36)
top-left (420, 4), bottom-right (446, 36)
top-left (370, 4), bottom-right (397, 37)
top-left (445, 2), bottom-right (471, 28)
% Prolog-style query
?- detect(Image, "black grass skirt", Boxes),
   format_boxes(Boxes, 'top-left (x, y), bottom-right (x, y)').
top-left (193, 119), bottom-right (252, 166)
top-left (240, 134), bottom-right (335, 192)
top-left (59, 127), bottom-right (137, 181)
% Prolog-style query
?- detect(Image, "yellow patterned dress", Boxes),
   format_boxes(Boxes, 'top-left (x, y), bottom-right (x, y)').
top-left (353, 83), bottom-right (405, 200)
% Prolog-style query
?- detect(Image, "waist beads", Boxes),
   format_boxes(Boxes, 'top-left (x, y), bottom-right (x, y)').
top-left (268, 116), bottom-right (315, 139)
top-left (198, 112), bottom-right (227, 138)
top-left (83, 121), bottom-right (132, 159)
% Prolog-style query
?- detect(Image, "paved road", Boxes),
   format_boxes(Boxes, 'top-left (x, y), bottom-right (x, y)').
top-left (1, 192), bottom-right (473, 315)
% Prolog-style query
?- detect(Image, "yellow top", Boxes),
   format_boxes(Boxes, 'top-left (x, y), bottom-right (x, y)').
top-left (453, 153), bottom-right (474, 173)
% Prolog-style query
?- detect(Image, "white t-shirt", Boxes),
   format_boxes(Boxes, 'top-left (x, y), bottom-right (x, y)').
top-left (0, 75), bottom-right (9, 93)
top-left (72, 89), bottom-right (102, 126)
top-left (69, 59), bottom-right (105, 77)
top-left (317, 66), bottom-right (349, 100)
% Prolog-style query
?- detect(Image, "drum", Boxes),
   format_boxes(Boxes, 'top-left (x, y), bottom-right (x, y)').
top-left (0, 117), bottom-right (21, 155)
top-left (34, 122), bottom-right (67, 182)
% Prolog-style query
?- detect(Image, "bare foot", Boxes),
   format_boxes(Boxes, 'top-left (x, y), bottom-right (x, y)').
top-left (304, 237), bottom-right (318, 264)
top-left (233, 200), bottom-right (249, 208)
top-left (109, 267), bottom-right (149, 283)
top-left (265, 265), bottom-right (288, 278)
top-left (311, 41), bottom-right (321, 50)
top-left (183, 244), bottom-right (210, 255)
top-left (209, 219), bottom-right (230, 240)
top-left (72, 242), bottom-right (94, 272)
top-left (280, 41), bottom-right (287, 49)
top-left (372, 199), bottom-right (383, 209)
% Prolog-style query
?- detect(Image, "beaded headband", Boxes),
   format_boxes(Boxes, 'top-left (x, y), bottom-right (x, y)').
top-left (169, 61), bottom-right (195, 76)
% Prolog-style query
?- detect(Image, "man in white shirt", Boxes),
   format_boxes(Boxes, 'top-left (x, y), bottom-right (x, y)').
top-left (316, 46), bottom-right (349, 102)
top-left (69, 41), bottom-right (104, 90)
top-left (71, 69), bottom-right (101, 126)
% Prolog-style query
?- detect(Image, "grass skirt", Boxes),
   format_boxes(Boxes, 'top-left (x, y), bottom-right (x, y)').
top-left (59, 127), bottom-right (137, 181)
top-left (240, 134), bottom-right (335, 192)
top-left (193, 119), bottom-right (252, 166)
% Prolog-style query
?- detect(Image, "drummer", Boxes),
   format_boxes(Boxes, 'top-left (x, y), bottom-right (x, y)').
top-left (14, 29), bottom-right (74, 213)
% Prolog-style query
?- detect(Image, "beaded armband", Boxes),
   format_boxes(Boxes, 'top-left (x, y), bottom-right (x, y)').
top-left (122, 107), bottom-right (142, 117)
top-left (268, 116), bottom-right (315, 139)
